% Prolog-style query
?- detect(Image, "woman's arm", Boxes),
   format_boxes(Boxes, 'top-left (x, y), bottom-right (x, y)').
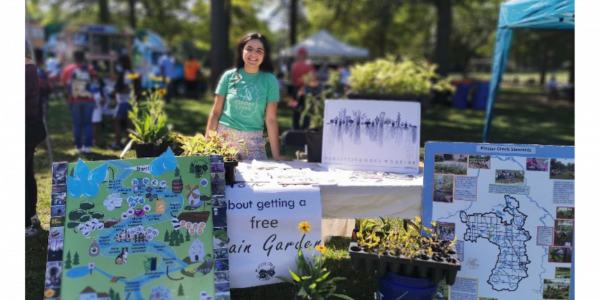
top-left (205, 94), bottom-right (225, 137)
top-left (265, 102), bottom-right (280, 161)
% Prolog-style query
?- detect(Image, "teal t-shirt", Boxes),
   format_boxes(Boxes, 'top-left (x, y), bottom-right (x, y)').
top-left (215, 68), bottom-right (280, 131)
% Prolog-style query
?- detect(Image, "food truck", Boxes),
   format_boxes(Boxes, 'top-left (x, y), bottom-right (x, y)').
top-left (45, 25), bottom-right (205, 95)
top-left (45, 24), bottom-right (135, 79)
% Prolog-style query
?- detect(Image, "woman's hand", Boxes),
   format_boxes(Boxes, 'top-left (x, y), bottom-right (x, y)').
top-left (278, 155), bottom-right (292, 161)
top-left (265, 102), bottom-right (280, 161)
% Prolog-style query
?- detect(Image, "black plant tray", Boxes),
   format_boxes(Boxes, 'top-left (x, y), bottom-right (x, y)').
top-left (348, 242), bottom-right (461, 285)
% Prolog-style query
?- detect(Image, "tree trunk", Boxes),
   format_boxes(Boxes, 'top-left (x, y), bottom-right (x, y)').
top-left (435, 0), bottom-right (451, 76)
top-left (569, 31), bottom-right (577, 84)
top-left (99, 0), bottom-right (110, 23)
top-left (128, 0), bottom-right (137, 29)
top-left (210, 0), bottom-right (231, 91)
top-left (539, 46), bottom-right (548, 86)
top-left (290, 0), bottom-right (297, 47)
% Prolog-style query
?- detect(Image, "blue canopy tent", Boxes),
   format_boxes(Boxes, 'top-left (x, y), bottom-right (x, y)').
top-left (482, 0), bottom-right (574, 142)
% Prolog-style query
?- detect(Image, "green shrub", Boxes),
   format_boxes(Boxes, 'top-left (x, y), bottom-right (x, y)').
top-left (348, 57), bottom-right (455, 95)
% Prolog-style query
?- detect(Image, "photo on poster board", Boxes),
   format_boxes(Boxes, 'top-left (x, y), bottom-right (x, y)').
top-left (422, 142), bottom-right (575, 300)
top-left (321, 99), bottom-right (420, 174)
top-left (45, 154), bottom-right (218, 300)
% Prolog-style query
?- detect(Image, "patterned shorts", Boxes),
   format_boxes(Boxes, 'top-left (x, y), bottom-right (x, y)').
top-left (216, 124), bottom-right (267, 161)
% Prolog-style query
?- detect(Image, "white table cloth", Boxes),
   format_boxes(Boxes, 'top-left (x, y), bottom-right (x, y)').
top-left (235, 160), bottom-right (424, 219)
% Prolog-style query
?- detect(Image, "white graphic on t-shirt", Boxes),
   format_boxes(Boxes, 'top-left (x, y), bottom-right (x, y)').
top-left (234, 82), bottom-right (260, 118)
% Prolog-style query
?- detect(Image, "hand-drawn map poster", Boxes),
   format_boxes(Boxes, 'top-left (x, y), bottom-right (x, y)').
top-left (44, 149), bottom-right (229, 300)
top-left (322, 100), bottom-right (421, 174)
top-left (422, 142), bottom-right (574, 300)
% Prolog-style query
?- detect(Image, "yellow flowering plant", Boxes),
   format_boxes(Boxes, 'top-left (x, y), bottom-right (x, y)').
top-left (276, 222), bottom-right (353, 300)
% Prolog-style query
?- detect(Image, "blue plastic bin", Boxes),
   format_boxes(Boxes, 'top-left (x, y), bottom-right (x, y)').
top-left (451, 82), bottom-right (472, 109)
top-left (472, 81), bottom-right (490, 110)
top-left (377, 272), bottom-right (438, 300)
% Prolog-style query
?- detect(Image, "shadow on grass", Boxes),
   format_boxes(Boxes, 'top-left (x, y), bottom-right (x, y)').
top-left (422, 90), bottom-right (574, 146)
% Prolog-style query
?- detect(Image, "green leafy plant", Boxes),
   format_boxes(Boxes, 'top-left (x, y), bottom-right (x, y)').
top-left (276, 221), bottom-right (353, 300)
top-left (128, 88), bottom-right (171, 145)
top-left (174, 130), bottom-right (247, 161)
top-left (355, 216), bottom-right (458, 262)
top-left (348, 56), bottom-right (455, 96)
top-left (300, 71), bottom-right (343, 131)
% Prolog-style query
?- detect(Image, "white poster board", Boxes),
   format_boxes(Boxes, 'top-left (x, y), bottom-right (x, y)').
top-left (322, 100), bottom-right (421, 174)
top-left (225, 185), bottom-right (322, 288)
top-left (422, 142), bottom-right (575, 300)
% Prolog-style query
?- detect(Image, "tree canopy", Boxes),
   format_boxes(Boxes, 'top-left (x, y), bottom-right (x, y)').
top-left (27, 0), bottom-right (574, 80)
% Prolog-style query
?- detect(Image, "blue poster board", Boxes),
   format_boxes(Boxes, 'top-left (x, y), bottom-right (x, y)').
top-left (422, 142), bottom-right (574, 300)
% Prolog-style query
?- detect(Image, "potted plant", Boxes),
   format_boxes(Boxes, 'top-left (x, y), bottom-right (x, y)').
top-left (276, 221), bottom-right (353, 300)
top-left (348, 216), bottom-right (460, 299)
top-left (174, 131), bottom-right (247, 187)
top-left (347, 57), bottom-right (455, 112)
top-left (126, 88), bottom-right (173, 158)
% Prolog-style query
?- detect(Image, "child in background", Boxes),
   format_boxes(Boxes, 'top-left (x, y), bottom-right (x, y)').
top-left (110, 54), bottom-right (134, 150)
top-left (92, 91), bottom-right (104, 146)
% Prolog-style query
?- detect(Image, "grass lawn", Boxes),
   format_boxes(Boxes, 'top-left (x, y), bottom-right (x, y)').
top-left (26, 87), bottom-right (573, 299)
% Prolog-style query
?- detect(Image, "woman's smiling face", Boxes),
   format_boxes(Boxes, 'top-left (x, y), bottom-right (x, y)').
top-left (242, 39), bottom-right (265, 73)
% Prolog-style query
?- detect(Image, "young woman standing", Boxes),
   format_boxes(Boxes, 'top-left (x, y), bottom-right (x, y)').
top-left (206, 33), bottom-right (280, 161)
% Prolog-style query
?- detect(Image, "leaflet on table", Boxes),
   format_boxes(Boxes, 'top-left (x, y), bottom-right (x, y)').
top-left (250, 160), bottom-right (324, 171)
top-left (327, 168), bottom-right (418, 186)
top-left (234, 166), bottom-right (275, 183)
top-left (235, 164), bottom-right (335, 185)
top-left (275, 168), bottom-right (319, 185)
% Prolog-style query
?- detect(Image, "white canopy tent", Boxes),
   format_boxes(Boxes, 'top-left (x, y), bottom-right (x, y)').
top-left (280, 30), bottom-right (369, 58)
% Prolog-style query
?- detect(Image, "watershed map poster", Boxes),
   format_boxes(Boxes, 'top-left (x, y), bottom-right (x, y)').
top-left (422, 142), bottom-right (574, 300)
top-left (45, 150), bottom-right (220, 300)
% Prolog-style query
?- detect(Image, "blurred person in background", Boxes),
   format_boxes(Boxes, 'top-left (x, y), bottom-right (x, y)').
top-left (62, 50), bottom-right (101, 153)
top-left (110, 54), bottom-right (135, 150)
top-left (290, 47), bottom-right (315, 130)
top-left (45, 51), bottom-right (61, 99)
top-left (184, 54), bottom-right (201, 97)
top-left (23, 40), bottom-right (42, 239)
top-left (159, 50), bottom-right (175, 103)
top-left (546, 75), bottom-right (559, 101)
top-left (338, 61), bottom-right (351, 95)
top-left (34, 50), bottom-right (50, 119)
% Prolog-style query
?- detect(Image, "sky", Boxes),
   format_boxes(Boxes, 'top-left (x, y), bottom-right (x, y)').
top-left (257, 1), bottom-right (286, 31)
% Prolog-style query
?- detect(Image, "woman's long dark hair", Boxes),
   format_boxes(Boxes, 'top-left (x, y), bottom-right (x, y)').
top-left (235, 32), bottom-right (274, 73)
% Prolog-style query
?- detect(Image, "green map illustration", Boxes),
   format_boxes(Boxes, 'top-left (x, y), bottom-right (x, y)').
top-left (59, 152), bottom-right (215, 300)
